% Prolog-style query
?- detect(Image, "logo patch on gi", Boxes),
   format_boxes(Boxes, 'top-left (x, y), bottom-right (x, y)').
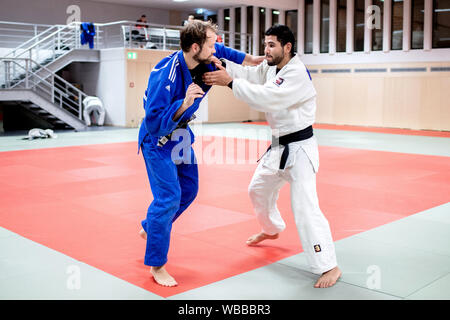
top-left (274, 77), bottom-right (284, 86)
top-left (314, 244), bottom-right (322, 253)
top-left (165, 85), bottom-right (171, 92)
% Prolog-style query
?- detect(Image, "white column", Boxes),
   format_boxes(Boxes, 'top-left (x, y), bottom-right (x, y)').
top-left (313, 0), bottom-right (320, 55)
top-left (329, 0), bottom-right (337, 54)
top-left (424, 0), bottom-right (433, 51)
top-left (229, 7), bottom-right (235, 48)
top-left (279, 9), bottom-right (286, 25)
top-left (298, 0), bottom-right (305, 55)
top-left (217, 9), bottom-right (224, 31)
top-left (402, 0), bottom-right (411, 51)
top-left (240, 5), bottom-right (247, 52)
top-left (347, 0), bottom-right (354, 53)
top-left (383, 0), bottom-right (391, 52)
top-left (265, 7), bottom-right (272, 31)
top-left (364, 0), bottom-right (372, 53)
top-left (253, 6), bottom-right (260, 55)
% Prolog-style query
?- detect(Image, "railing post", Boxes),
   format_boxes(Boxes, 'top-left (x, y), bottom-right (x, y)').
top-left (25, 59), bottom-right (29, 88)
top-left (33, 25), bottom-right (40, 61)
top-left (78, 92), bottom-right (82, 119)
top-left (163, 27), bottom-right (167, 50)
top-left (4, 61), bottom-right (10, 89)
top-left (95, 25), bottom-right (99, 49)
top-left (75, 24), bottom-right (79, 49)
top-left (52, 34), bottom-right (56, 60)
top-left (57, 26), bottom-right (61, 51)
top-left (12, 58), bottom-right (16, 79)
top-left (51, 75), bottom-right (55, 102)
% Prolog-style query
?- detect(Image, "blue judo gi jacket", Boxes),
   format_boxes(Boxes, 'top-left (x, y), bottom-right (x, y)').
top-left (138, 43), bottom-right (246, 150)
top-left (80, 22), bottom-right (95, 49)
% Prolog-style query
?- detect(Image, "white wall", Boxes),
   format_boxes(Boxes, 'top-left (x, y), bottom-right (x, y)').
top-left (96, 48), bottom-right (126, 126)
top-left (0, 0), bottom-right (186, 26)
top-left (301, 48), bottom-right (450, 65)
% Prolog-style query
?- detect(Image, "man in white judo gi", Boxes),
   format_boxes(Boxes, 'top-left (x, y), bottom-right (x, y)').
top-left (203, 24), bottom-right (342, 288)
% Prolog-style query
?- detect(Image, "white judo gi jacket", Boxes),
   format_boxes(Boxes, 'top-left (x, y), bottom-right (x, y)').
top-left (225, 55), bottom-right (319, 173)
top-left (224, 55), bottom-right (338, 275)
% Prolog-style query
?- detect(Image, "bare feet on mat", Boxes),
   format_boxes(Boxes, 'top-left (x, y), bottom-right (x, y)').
top-left (139, 228), bottom-right (147, 240)
top-left (314, 266), bottom-right (342, 288)
top-left (151, 266), bottom-right (178, 287)
top-left (246, 232), bottom-right (279, 246)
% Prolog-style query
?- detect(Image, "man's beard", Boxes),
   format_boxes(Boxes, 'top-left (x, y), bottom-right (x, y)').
top-left (267, 51), bottom-right (284, 66)
top-left (193, 50), bottom-right (212, 64)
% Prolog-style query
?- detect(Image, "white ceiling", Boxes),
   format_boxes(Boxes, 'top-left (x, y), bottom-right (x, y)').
top-left (91, 0), bottom-right (299, 11)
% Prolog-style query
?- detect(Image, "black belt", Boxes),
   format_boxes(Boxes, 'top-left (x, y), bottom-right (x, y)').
top-left (157, 114), bottom-right (196, 147)
top-left (259, 125), bottom-right (314, 169)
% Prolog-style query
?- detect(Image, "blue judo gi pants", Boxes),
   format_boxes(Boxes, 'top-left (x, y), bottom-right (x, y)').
top-left (140, 136), bottom-right (198, 267)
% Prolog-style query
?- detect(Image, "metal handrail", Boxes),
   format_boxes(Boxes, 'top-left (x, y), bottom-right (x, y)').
top-left (7, 23), bottom-right (79, 59)
top-left (5, 25), bottom-right (59, 57)
top-left (1, 22), bottom-right (88, 92)
top-left (1, 57), bottom-right (87, 119)
top-left (0, 20), bottom-right (53, 27)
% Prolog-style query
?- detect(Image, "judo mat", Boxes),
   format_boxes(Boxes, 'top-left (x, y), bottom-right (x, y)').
top-left (248, 122), bottom-right (450, 138)
top-left (0, 135), bottom-right (449, 298)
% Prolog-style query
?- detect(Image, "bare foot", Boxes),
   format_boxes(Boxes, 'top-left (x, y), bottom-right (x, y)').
top-left (151, 266), bottom-right (178, 287)
top-left (139, 228), bottom-right (147, 240)
top-left (246, 232), bottom-right (279, 246)
top-left (314, 266), bottom-right (342, 288)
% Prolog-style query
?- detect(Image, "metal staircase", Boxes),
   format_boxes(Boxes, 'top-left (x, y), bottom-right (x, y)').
top-left (0, 57), bottom-right (89, 131)
top-left (0, 22), bottom-right (100, 131)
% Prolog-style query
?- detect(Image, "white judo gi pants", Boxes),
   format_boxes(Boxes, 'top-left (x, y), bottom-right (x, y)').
top-left (248, 136), bottom-right (337, 275)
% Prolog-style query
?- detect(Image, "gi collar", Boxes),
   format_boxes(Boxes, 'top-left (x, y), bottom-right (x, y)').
top-left (177, 50), bottom-right (194, 93)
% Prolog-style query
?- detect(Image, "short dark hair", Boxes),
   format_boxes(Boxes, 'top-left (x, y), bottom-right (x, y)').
top-left (180, 20), bottom-right (217, 52)
top-left (265, 24), bottom-right (296, 56)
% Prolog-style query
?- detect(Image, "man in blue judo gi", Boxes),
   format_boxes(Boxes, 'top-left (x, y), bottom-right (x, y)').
top-left (138, 20), bottom-right (264, 286)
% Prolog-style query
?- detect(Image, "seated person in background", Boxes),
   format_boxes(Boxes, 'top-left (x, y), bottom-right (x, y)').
top-left (136, 14), bottom-right (148, 28)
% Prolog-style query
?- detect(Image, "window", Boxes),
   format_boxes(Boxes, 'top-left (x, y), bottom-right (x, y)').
top-left (260, 7), bottom-right (266, 54)
top-left (355, 0), bottom-right (365, 51)
top-left (224, 8), bottom-right (230, 47)
top-left (272, 9), bottom-right (280, 25)
top-left (286, 10), bottom-right (298, 52)
top-left (432, 0), bottom-right (450, 48)
top-left (236, 7), bottom-right (241, 33)
top-left (247, 6), bottom-right (253, 35)
top-left (411, 0), bottom-right (424, 49)
top-left (391, 0), bottom-right (404, 50)
top-left (321, 0), bottom-right (330, 52)
top-left (247, 6), bottom-right (253, 52)
top-left (305, 0), bottom-right (314, 53)
top-left (372, 0), bottom-right (384, 51)
top-left (337, 0), bottom-right (347, 52)
top-left (236, 7), bottom-right (241, 50)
